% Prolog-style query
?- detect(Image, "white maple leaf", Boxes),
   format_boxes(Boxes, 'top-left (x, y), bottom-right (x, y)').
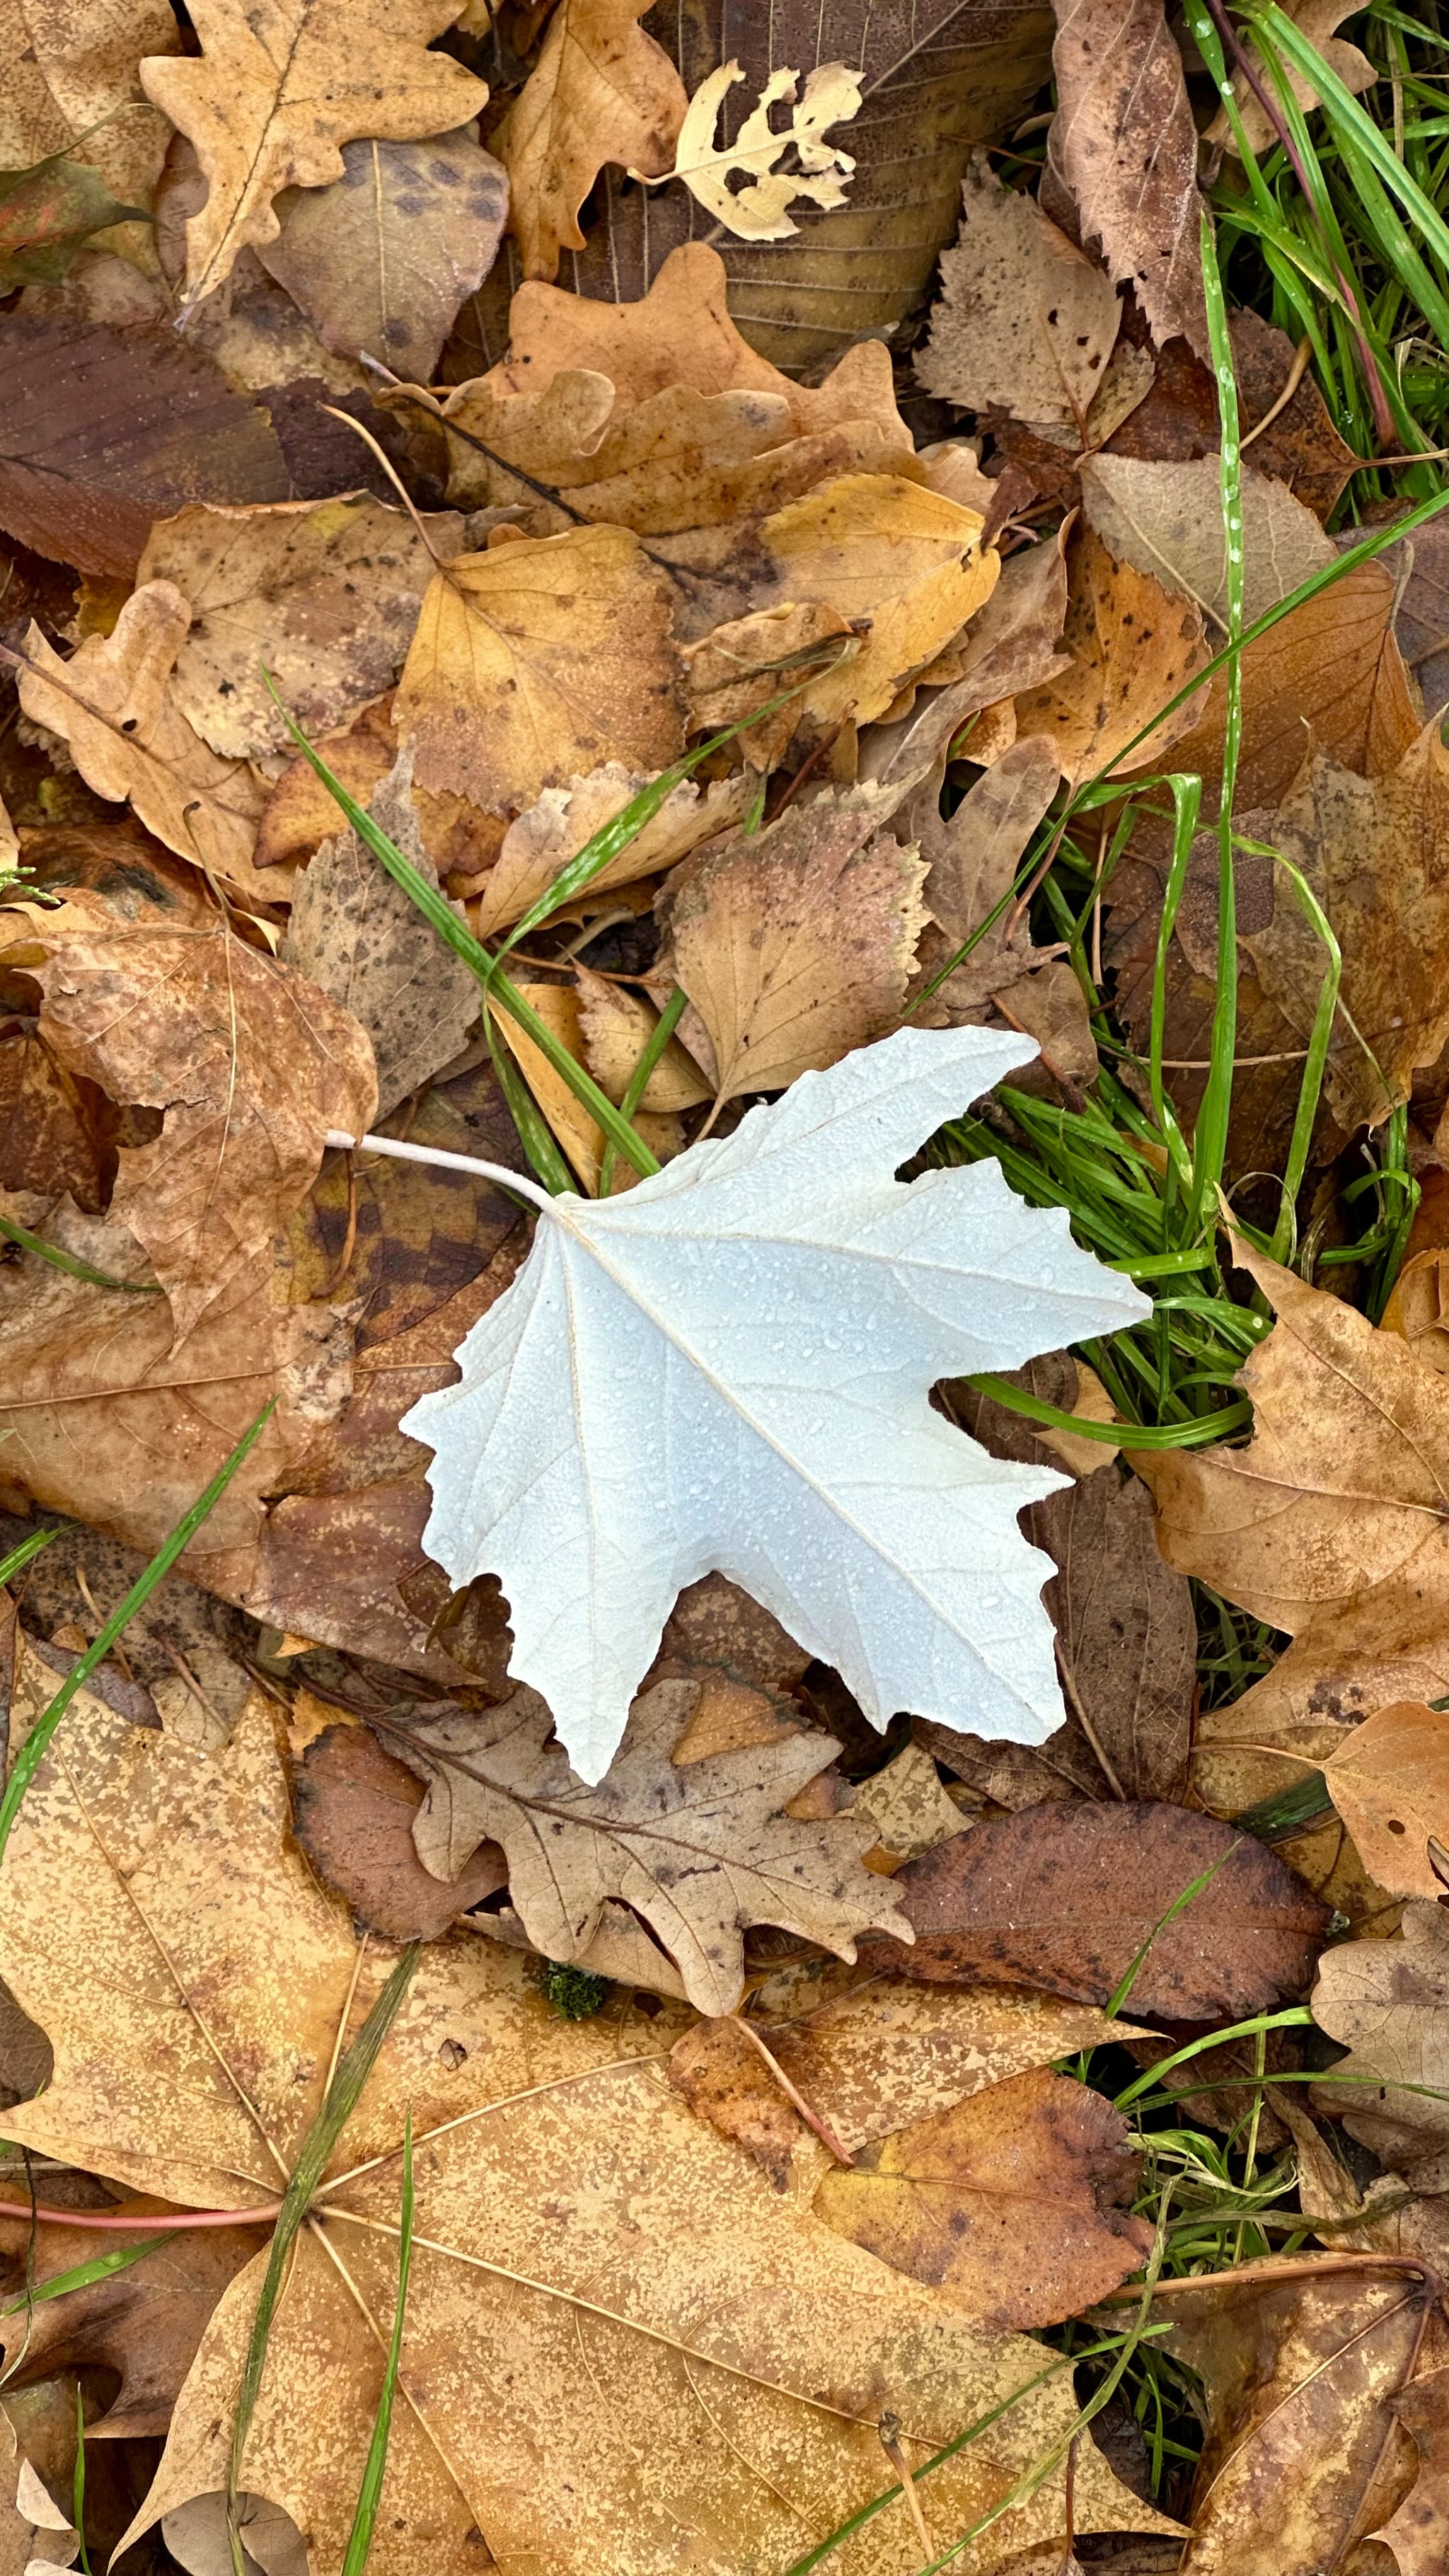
top-left (400, 1025), bottom-right (1149, 1782)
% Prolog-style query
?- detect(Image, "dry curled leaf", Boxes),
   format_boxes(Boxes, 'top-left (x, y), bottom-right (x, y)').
top-left (916, 151), bottom-right (1121, 433)
top-left (816, 2064), bottom-right (1151, 2328)
top-left (656, 785), bottom-right (928, 1104)
top-left (136, 495), bottom-right (463, 761)
top-left (865, 1800), bottom-right (1329, 2020)
top-left (496, 0), bottom-right (686, 282)
top-left (0, 1687), bottom-right (1169, 2576)
top-left (15, 586), bottom-right (271, 899)
top-left (396, 1674), bottom-right (911, 2016)
top-left (1045, 0), bottom-right (1209, 361)
top-left (16, 903), bottom-right (376, 1339)
top-left (138, 0), bottom-right (487, 308)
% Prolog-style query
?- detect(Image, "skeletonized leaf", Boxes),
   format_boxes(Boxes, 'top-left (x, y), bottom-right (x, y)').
top-left (402, 1023), bottom-right (1148, 1781)
top-left (667, 59), bottom-right (862, 239)
top-left (398, 1675), bottom-right (910, 2016)
top-left (916, 152), bottom-right (1121, 431)
top-left (655, 785), bottom-right (929, 1103)
top-left (138, 0), bottom-right (487, 308)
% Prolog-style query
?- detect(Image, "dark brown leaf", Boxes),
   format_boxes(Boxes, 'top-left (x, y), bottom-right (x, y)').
top-left (292, 1723), bottom-right (507, 1941)
top-left (862, 1803), bottom-right (1330, 2018)
top-left (1104, 308), bottom-right (1358, 523)
top-left (0, 317), bottom-right (290, 577)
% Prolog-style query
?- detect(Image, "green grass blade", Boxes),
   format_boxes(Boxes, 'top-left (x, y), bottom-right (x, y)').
top-left (0, 1402), bottom-right (277, 1869)
top-left (1252, 0), bottom-right (1449, 280)
top-left (480, 1009), bottom-right (577, 1196)
top-left (598, 986), bottom-right (689, 1199)
top-left (1190, 210), bottom-right (1244, 1230)
top-left (0, 2236), bottom-right (169, 2316)
top-left (1104, 1842), bottom-right (1244, 2018)
top-left (0, 1530), bottom-right (57, 1588)
top-left (0, 1213), bottom-right (163, 1293)
top-left (962, 1375), bottom-right (1249, 1447)
top-left (228, 1946), bottom-right (422, 2576)
top-left (1262, 855), bottom-right (1341, 1261)
top-left (340, 2117), bottom-right (414, 2576)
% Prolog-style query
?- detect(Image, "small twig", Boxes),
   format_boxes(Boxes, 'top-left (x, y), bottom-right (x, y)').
top-left (1240, 334), bottom-right (1314, 449)
top-left (0, 2198), bottom-right (282, 2230)
top-left (726, 2015), bottom-right (854, 2166)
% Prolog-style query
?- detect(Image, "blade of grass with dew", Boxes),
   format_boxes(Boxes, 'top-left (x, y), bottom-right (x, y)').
top-left (0, 1212), bottom-right (163, 1293)
top-left (1191, 209), bottom-right (1244, 1232)
top-left (0, 1402), bottom-right (277, 1868)
top-left (340, 2115), bottom-right (414, 2576)
top-left (597, 986), bottom-right (691, 1199)
top-left (227, 1944), bottom-right (421, 2576)
top-left (0, 2237), bottom-right (171, 2317)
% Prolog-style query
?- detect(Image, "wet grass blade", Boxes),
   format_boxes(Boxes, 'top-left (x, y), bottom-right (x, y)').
top-left (0, 2236), bottom-right (169, 2316)
top-left (0, 1213), bottom-right (162, 1293)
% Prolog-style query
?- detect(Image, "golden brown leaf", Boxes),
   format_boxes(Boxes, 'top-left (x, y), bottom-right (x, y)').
top-left (137, 0), bottom-right (487, 308)
top-left (575, 965), bottom-right (711, 1111)
top-left (476, 760), bottom-right (749, 935)
top-left (393, 526), bottom-right (683, 829)
top-left (495, 978), bottom-right (681, 1191)
top-left (815, 2065), bottom-right (1150, 2328)
top-left (916, 152), bottom-right (1121, 432)
top-left (763, 473), bottom-right (1000, 725)
top-left (656, 785), bottom-right (928, 1104)
top-left (15, 903), bottom-right (376, 1339)
top-left (1012, 529), bottom-right (1209, 785)
top-left (495, 0), bottom-right (686, 281)
top-left (686, 601), bottom-right (859, 769)
top-left (0, 1689), bottom-right (1168, 2576)
top-left (1379, 2362), bottom-right (1449, 2575)
top-left (15, 586), bottom-right (271, 899)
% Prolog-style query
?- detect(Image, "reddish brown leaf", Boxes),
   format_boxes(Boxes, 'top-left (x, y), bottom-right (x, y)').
top-left (292, 1724), bottom-right (507, 1942)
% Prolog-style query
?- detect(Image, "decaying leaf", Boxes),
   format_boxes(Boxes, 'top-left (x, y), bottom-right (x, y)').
top-left (137, 0), bottom-right (488, 308)
top-left (396, 1673), bottom-right (910, 2016)
top-left (1312, 1900), bottom-right (1449, 2167)
top-left (1078, 452), bottom-right (1335, 633)
top-left (496, 0), bottom-right (686, 281)
top-left (292, 1723), bottom-right (508, 1941)
top-left (655, 785), bottom-right (928, 1103)
top-left (1379, 2362), bottom-right (1449, 2575)
top-left (0, 0), bottom-right (182, 264)
top-left (0, 315), bottom-right (289, 577)
top-left (865, 1800), bottom-right (1329, 2019)
top-left (1012, 529), bottom-right (1209, 784)
top-left (850, 1740), bottom-right (971, 1864)
top-left (666, 59), bottom-right (862, 239)
top-left (1312, 1703), bottom-right (1449, 1902)
top-left (816, 2064), bottom-right (1150, 2328)
top-left (1163, 2266), bottom-right (1436, 2571)
top-left (912, 736), bottom-right (1064, 1005)
top-left (136, 495), bottom-right (463, 760)
top-left (1241, 722), bottom-right (1449, 1130)
top-left (476, 761), bottom-right (750, 934)
top-left (1104, 308), bottom-right (1358, 523)
top-left (403, 1024), bottom-right (1148, 1781)
top-left (889, 519), bottom-right (1070, 706)
top-left (0, 154), bottom-right (146, 290)
top-left (393, 525), bottom-right (683, 842)
top-left (1142, 1238), bottom-right (1449, 1747)
top-left (1045, 0), bottom-right (1209, 361)
top-left (15, 586), bottom-right (272, 897)
top-left (282, 752), bottom-right (478, 1120)
top-left (916, 152), bottom-right (1121, 433)
top-left (0, 1687), bottom-right (1171, 2576)
top-left (258, 128), bottom-right (509, 382)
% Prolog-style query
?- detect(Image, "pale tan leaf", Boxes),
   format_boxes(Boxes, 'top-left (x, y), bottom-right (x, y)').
top-left (916, 151), bottom-right (1121, 432)
top-left (1045, 0), bottom-right (1209, 360)
top-left (15, 588), bottom-right (270, 900)
top-left (398, 1675), bottom-right (910, 2017)
top-left (1316, 1704), bottom-right (1449, 1903)
top-left (666, 59), bottom-right (862, 240)
top-left (136, 496), bottom-right (463, 760)
top-left (495, 0), bottom-right (686, 281)
top-left (850, 1743), bottom-right (971, 1865)
top-left (1210, 0), bottom-right (1376, 154)
top-left (1079, 452), bottom-right (1334, 632)
top-left (393, 526), bottom-right (683, 829)
top-left (476, 759), bottom-right (748, 935)
top-left (894, 521), bottom-right (1070, 705)
top-left (656, 785), bottom-right (928, 1103)
top-left (138, 0), bottom-right (487, 308)
top-left (1312, 1901), bottom-right (1449, 2168)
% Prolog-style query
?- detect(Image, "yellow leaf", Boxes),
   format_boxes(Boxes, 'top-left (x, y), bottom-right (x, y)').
top-left (666, 59), bottom-right (862, 241)
top-left (763, 474), bottom-right (999, 725)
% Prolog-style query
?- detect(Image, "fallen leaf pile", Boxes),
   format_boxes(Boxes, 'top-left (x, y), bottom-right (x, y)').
top-left (1, 1), bottom-right (1448, 2571)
